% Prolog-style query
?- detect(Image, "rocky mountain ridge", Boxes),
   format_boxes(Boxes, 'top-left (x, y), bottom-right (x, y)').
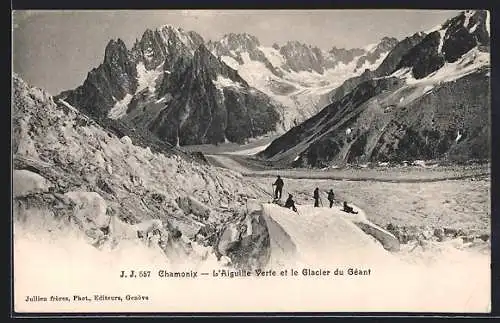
top-left (58, 25), bottom-right (282, 147)
top-left (58, 24), bottom-right (400, 146)
top-left (208, 34), bottom-right (399, 128)
top-left (259, 10), bottom-right (491, 167)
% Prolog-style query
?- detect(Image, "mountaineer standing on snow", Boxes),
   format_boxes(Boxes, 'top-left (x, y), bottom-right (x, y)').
top-left (313, 187), bottom-right (320, 207)
top-left (284, 193), bottom-right (297, 212)
top-left (272, 175), bottom-right (284, 200)
top-left (327, 189), bottom-right (335, 208)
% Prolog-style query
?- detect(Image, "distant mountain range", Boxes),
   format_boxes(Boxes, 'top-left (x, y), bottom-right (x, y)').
top-left (258, 10), bottom-right (491, 167)
top-left (53, 10), bottom-right (491, 166)
top-left (55, 25), bottom-right (398, 146)
top-left (207, 34), bottom-right (398, 129)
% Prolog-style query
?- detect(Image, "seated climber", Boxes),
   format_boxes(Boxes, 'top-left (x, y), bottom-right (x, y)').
top-left (284, 194), bottom-right (298, 213)
top-left (342, 201), bottom-right (358, 214)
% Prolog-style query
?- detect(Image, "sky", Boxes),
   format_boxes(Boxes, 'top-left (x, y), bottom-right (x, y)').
top-left (12, 9), bottom-right (459, 95)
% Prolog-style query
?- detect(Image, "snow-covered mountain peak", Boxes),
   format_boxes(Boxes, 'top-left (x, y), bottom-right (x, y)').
top-left (281, 39), bottom-right (315, 49)
top-left (441, 9), bottom-right (489, 35)
top-left (158, 23), bottom-right (183, 31)
top-left (157, 24), bottom-right (199, 47)
top-left (130, 25), bottom-right (204, 70)
top-left (206, 33), bottom-right (399, 130)
top-left (261, 10), bottom-right (490, 168)
top-left (219, 32), bottom-right (261, 49)
top-left (104, 38), bottom-right (129, 63)
top-left (359, 37), bottom-right (399, 57)
top-left (463, 10), bottom-right (490, 35)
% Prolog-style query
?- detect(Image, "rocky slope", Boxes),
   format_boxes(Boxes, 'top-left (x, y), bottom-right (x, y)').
top-left (259, 10), bottom-right (490, 167)
top-left (13, 74), bottom-right (274, 270)
top-left (57, 25), bottom-right (282, 146)
top-left (208, 34), bottom-right (398, 129)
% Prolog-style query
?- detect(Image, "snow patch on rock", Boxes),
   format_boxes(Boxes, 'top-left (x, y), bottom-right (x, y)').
top-left (136, 62), bottom-right (162, 93)
top-left (469, 22), bottom-right (480, 33)
top-left (259, 46), bottom-right (285, 67)
top-left (220, 56), bottom-right (240, 70)
top-left (437, 29), bottom-right (447, 54)
top-left (389, 47), bottom-right (489, 87)
top-left (58, 99), bottom-right (81, 114)
top-left (486, 10), bottom-right (490, 37)
top-left (423, 85), bottom-right (434, 94)
top-left (407, 48), bottom-right (489, 85)
top-left (13, 170), bottom-right (53, 197)
top-left (213, 75), bottom-right (244, 91)
top-left (108, 94), bottom-right (133, 119)
top-left (463, 10), bottom-right (474, 29)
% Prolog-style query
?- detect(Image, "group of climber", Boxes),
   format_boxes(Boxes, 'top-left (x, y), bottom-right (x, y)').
top-left (272, 175), bottom-right (358, 215)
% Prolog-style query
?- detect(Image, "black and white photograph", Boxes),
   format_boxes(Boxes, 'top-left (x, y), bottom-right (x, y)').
top-left (12, 9), bottom-right (491, 313)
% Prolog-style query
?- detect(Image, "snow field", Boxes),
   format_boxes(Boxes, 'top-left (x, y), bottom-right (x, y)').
top-left (13, 200), bottom-right (490, 312)
top-left (259, 202), bottom-right (489, 312)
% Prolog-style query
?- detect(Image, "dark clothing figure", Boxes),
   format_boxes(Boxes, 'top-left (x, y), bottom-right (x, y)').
top-left (327, 190), bottom-right (335, 208)
top-left (285, 194), bottom-right (297, 212)
top-left (273, 176), bottom-right (284, 200)
top-left (343, 201), bottom-right (358, 214)
top-left (313, 187), bottom-right (320, 207)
